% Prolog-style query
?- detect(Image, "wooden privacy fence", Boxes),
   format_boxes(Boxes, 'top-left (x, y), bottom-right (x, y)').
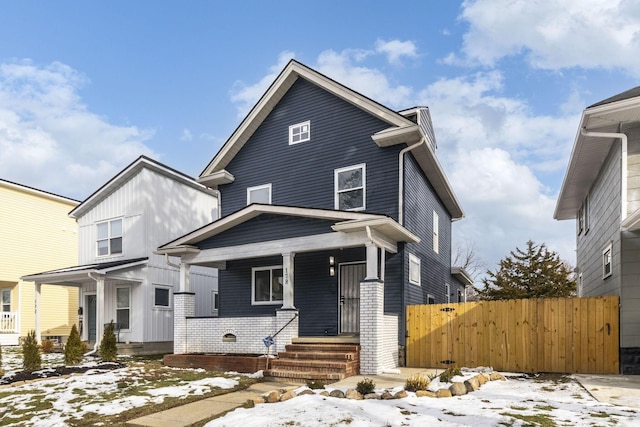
top-left (406, 296), bottom-right (619, 374)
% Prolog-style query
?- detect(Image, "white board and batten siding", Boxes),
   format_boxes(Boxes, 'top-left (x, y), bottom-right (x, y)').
top-left (76, 165), bottom-right (219, 343)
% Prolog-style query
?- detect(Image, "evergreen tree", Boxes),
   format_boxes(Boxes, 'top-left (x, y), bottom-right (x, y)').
top-left (65, 324), bottom-right (84, 366)
top-left (22, 330), bottom-right (42, 372)
top-left (480, 240), bottom-right (576, 300)
top-left (99, 321), bottom-right (118, 362)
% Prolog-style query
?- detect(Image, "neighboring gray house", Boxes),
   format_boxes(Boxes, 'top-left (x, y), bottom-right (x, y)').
top-left (555, 86), bottom-right (640, 374)
top-left (23, 156), bottom-right (219, 354)
top-left (157, 60), bottom-right (471, 376)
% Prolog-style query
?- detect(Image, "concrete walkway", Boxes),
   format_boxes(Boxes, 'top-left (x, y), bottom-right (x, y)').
top-left (126, 370), bottom-right (640, 426)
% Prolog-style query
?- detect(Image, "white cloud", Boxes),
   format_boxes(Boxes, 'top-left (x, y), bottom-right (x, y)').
top-left (181, 128), bottom-right (193, 141)
top-left (0, 60), bottom-right (157, 200)
top-left (452, 0), bottom-right (640, 76)
top-left (374, 39), bottom-right (418, 64)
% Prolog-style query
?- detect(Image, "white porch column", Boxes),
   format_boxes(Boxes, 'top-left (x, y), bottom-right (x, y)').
top-left (360, 279), bottom-right (385, 374)
top-left (34, 282), bottom-right (42, 344)
top-left (173, 292), bottom-right (195, 354)
top-left (365, 242), bottom-right (379, 280)
top-left (281, 252), bottom-right (296, 309)
top-left (96, 275), bottom-right (105, 345)
top-left (179, 263), bottom-right (191, 292)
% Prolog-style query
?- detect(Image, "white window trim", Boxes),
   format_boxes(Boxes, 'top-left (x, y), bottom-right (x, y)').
top-left (427, 294), bottom-right (435, 305)
top-left (578, 272), bottom-right (583, 297)
top-left (334, 163), bottom-right (366, 211)
top-left (116, 286), bottom-right (131, 331)
top-left (1, 288), bottom-right (11, 312)
top-left (409, 253), bottom-right (421, 286)
top-left (153, 285), bottom-right (172, 309)
top-left (96, 217), bottom-right (123, 257)
top-left (212, 290), bottom-right (219, 315)
top-left (247, 183), bottom-right (272, 205)
top-left (445, 283), bottom-right (450, 303)
top-left (603, 243), bottom-right (613, 279)
top-left (289, 120), bottom-right (310, 145)
top-left (251, 265), bottom-right (284, 305)
top-left (433, 211), bottom-right (439, 254)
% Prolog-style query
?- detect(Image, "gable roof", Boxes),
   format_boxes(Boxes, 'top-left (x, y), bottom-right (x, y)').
top-left (69, 155), bottom-right (217, 219)
top-left (198, 60), bottom-right (464, 220)
top-left (555, 87), bottom-right (640, 220)
top-left (0, 178), bottom-right (79, 206)
top-left (157, 204), bottom-right (419, 252)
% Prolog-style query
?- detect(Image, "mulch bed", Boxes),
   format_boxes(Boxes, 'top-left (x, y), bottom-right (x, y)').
top-left (0, 362), bottom-right (126, 385)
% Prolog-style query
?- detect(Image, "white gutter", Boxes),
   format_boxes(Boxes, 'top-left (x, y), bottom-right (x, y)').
top-left (580, 128), bottom-right (628, 222)
top-left (398, 137), bottom-right (426, 226)
top-left (165, 253), bottom-right (180, 269)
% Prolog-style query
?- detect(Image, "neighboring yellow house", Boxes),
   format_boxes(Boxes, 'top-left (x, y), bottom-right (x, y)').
top-left (0, 179), bottom-right (79, 346)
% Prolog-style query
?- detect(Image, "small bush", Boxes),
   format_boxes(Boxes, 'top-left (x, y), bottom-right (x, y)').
top-left (22, 330), bottom-right (42, 372)
top-left (439, 366), bottom-right (462, 383)
top-left (306, 379), bottom-right (325, 389)
top-left (405, 373), bottom-right (431, 392)
top-left (40, 339), bottom-right (56, 353)
top-left (99, 321), bottom-right (118, 362)
top-left (355, 377), bottom-right (376, 395)
top-left (65, 324), bottom-right (84, 366)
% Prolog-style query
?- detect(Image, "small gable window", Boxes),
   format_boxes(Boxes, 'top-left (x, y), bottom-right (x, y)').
top-left (252, 266), bottom-right (283, 305)
top-left (289, 121), bottom-right (310, 145)
top-left (97, 218), bottom-right (122, 256)
top-left (247, 183), bottom-right (272, 205)
top-left (335, 164), bottom-right (366, 211)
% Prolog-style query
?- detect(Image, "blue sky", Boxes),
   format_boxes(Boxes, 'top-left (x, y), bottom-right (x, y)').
top-left (1, 0), bottom-right (639, 278)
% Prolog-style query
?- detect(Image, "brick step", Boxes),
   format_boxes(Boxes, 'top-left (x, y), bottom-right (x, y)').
top-left (269, 358), bottom-right (357, 372)
top-left (285, 344), bottom-right (360, 353)
top-left (277, 351), bottom-right (358, 361)
top-left (264, 369), bottom-right (347, 381)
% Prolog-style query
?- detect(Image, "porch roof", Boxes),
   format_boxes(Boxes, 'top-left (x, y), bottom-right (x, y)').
top-left (21, 257), bottom-right (148, 285)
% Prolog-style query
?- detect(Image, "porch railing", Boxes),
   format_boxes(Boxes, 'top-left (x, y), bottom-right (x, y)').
top-left (0, 312), bottom-right (18, 333)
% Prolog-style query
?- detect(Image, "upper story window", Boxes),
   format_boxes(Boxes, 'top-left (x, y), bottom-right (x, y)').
top-left (97, 218), bottom-right (122, 257)
top-left (433, 211), bottom-right (439, 254)
top-left (603, 243), bottom-right (612, 279)
top-left (577, 194), bottom-right (589, 235)
top-left (409, 254), bottom-right (421, 285)
top-left (252, 266), bottom-right (283, 305)
top-left (289, 121), bottom-right (310, 145)
top-left (335, 164), bottom-right (366, 211)
top-left (1, 289), bottom-right (10, 312)
top-left (116, 287), bottom-right (131, 330)
top-left (247, 183), bottom-right (272, 205)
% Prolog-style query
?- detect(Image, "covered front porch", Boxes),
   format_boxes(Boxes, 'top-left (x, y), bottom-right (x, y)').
top-left (157, 204), bottom-right (417, 375)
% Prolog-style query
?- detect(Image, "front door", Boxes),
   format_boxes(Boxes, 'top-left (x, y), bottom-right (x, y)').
top-left (87, 295), bottom-right (97, 342)
top-left (339, 263), bottom-right (365, 334)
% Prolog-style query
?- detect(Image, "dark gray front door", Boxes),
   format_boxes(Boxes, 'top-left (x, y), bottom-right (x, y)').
top-left (87, 295), bottom-right (97, 342)
top-left (339, 263), bottom-right (365, 334)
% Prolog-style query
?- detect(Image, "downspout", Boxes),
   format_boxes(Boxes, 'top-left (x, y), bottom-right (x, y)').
top-left (580, 128), bottom-right (628, 222)
top-left (84, 272), bottom-right (100, 356)
top-left (165, 253), bottom-right (180, 269)
top-left (398, 137), bottom-right (427, 226)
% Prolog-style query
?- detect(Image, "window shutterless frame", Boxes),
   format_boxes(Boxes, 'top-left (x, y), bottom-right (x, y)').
top-left (153, 286), bottom-right (171, 308)
top-left (334, 163), bottom-right (366, 211)
top-left (409, 253), bottom-right (421, 285)
top-left (247, 183), bottom-right (272, 205)
top-left (602, 243), bottom-right (612, 279)
top-left (96, 218), bottom-right (123, 257)
top-left (289, 121), bottom-right (310, 145)
top-left (251, 265), bottom-right (284, 305)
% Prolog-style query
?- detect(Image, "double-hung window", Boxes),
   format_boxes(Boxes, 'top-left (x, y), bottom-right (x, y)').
top-left (247, 183), bottom-right (272, 205)
top-left (97, 218), bottom-right (122, 256)
top-left (603, 243), bottom-right (612, 279)
top-left (433, 211), bottom-right (439, 254)
top-left (252, 266), bottom-right (283, 305)
top-left (409, 254), bottom-right (421, 285)
top-left (116, 287), bottom-right (130, 330)
top-left (1, 289), bottom-right (10, 312)
top-left (335, 164), bottom-right (366, 211)
top-left (289, 121), bottom-right (310, 145)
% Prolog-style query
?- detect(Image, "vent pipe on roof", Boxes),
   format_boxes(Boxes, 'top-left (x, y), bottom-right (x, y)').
top-left (580, 128), bottom-right (628, 223)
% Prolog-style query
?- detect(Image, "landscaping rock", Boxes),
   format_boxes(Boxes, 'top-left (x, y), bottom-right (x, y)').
top-left (265, 390), bottom-right (281, 403)
top-left (416, 390), bottom-right (436, 398)
top-left (247, 397), bottom-right (264, 406)
top-left (280, 390), bottom-right (296, 402)
top-left (380, 391), bottom-right (394, 400)
top-left (477, 373), bottom-right (489, 385)
top-left (436, 388), bottom-right (452, 398)
top-left (364, 393), bottom-right (380, 399)
top-left (319, 391), bottom-right (330, 397)
top-left (329, 389), bottom-right (345, 398)
top-left (490, 372), bottom-right (506, 381)
top-left (449, 382), bottom-right (467, 396)
top-left (298, 389), bottom-right (315, 396)
top-left (464, 377), bottom-right (480, 392)
top-left (394, 390), bottom-right (408, 399)
top-left (346, 389), bottom-right (363, 400)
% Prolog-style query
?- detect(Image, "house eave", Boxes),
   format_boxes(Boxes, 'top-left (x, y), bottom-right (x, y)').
top-left (371, 125), bottom-right (422, 147)
top-left (621, 207), bottom-right (640, 231)
top-left (331, 217), bottom-right (420, 244)
top-left (196, 170), bottom-right (235, 189)
top-left (451, 267), bottom-right (474, 287)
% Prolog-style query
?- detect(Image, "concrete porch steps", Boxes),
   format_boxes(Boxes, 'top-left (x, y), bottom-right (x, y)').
top-left (265, 341), bottom-right (360, 382)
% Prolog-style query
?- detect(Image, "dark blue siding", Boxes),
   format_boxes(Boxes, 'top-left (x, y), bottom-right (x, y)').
top-left (198, 215), bottom-right (337, 249)
top-left (220, 78), bottom-right (402, 218)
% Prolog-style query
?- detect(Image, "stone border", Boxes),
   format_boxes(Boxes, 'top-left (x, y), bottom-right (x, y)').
top-left (249, 372), bottom-right (507, 404)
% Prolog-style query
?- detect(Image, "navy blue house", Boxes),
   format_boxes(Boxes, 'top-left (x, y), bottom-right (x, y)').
top-left (158, 60), bottom-right (470, 375)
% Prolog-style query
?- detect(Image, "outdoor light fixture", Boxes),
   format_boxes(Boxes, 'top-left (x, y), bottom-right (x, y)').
top-left (329, 256), bottom-right (335, 276)
top-left (330, 266), bottom-right (335, 276)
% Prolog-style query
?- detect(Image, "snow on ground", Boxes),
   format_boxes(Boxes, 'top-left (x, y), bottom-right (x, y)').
top-left (206, 371), bottom-right (640, 427)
